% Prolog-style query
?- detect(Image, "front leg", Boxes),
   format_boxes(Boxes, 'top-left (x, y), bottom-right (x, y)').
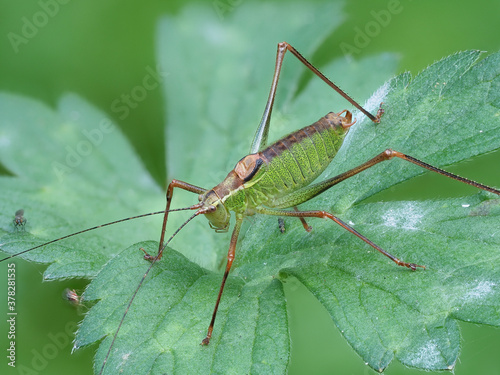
top-left (202, 216), bottom-right (244, 345)
top-left (143, 179), bottom-right (207, 260)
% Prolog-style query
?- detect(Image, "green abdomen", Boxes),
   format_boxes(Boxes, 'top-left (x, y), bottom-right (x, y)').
top-left (248, 112), bottom-right (348, 207)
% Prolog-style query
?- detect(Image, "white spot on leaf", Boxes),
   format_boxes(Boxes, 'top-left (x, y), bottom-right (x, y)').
top-left (382, 202), bottom-right (423, 230)
top-left (409, 341), bottom-right (442, 367)
top-left (464, 280), bottom-right (495, 301)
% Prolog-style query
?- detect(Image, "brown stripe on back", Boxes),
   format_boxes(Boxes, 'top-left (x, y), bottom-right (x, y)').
top-left (288, 128), bottom-right (308, 144)
top-left (272, 140), bottom-right (289, 156)
top-left (262, 143), bottom-right (280, 162)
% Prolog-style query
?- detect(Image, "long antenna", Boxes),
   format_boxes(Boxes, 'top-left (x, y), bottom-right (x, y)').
top-left (0, 207), bottom-right (194, 262)
top-left (98, 208), bottom-right (203, 375)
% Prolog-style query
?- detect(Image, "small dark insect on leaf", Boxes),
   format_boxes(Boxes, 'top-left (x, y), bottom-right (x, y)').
top-left (13, 209), bottom-right (26, 231)
top-left (278, 218), bottom-right (286, 233)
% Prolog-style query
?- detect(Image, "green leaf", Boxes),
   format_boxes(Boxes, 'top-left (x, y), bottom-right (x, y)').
top-left (1, 3), bottom-right (499, 375)
top-left (0, 93), bottom-right (164, 277)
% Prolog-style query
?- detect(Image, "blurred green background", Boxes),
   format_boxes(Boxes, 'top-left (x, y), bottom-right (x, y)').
top-left (1, 0), bottom-right (499, 374)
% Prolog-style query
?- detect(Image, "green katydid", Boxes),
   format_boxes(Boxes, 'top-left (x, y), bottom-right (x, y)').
top-left (1, 42), bottom-right (499, 375)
